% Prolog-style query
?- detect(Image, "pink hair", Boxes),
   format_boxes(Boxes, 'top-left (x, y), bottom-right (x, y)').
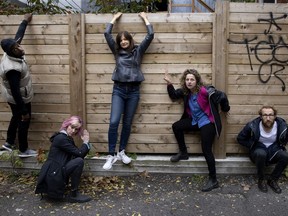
top-left (60, 116), bottom-right (84, 136)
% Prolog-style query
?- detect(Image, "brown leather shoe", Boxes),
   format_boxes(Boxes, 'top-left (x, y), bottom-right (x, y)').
top-left (267, 179), bottom-right (282, 194)
top-left (258, 179), bottom-right (268, 193)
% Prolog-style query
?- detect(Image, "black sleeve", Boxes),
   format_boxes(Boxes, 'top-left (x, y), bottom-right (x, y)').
top-left (211, 88), bottom-right (230, 112)
top-left (54, 134), bottom-right (90, 158)
top-left (167, 84), bottom-right (184, 101)
top-left (6, 70), bottom-right (28, 115)
top-left (218, 91), bottom-right (230, 112)
top-left (237, 123), bottom-right (253, 149)
top-left (14, 20), bottom-right (28, 44)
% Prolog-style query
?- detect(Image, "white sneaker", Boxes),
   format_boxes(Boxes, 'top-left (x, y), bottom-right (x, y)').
top-left (103, 155), bottom-right (117, 170)
top-left (117, 150), bottom-right (131, 164)
top-left (2, 142), bottom-right (15, 151)
top-left (18, 149), bottom-right (38, 158)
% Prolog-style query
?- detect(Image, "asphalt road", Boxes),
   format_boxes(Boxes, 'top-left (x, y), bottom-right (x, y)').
top-left (0, 171), bottom-right (288, 216)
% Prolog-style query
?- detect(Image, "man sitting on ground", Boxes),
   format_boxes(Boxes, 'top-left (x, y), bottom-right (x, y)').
top-left (237, 105), bottom-right (288, 194)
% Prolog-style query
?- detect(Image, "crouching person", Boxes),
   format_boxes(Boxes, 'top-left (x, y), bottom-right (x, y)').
top-left (237, 106), bottom-right (288, 194)
top-left (35, 116), bottom-right (92, 203)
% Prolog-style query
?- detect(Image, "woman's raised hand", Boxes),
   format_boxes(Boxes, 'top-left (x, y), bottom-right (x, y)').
top-left (164, 70), bottom-right (172, 85)
top-left (114, 12), bottom-right (122, 20)
top-left (139, 12), bottom-right (150, 25)
top-left (111, 12), bottom-right (122, 24)
top-left (81, 129), bottom-right (90, 143)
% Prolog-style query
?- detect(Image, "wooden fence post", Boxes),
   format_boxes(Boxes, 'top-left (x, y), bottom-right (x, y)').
top-left (213, 0), bottom-right (229, 159)
top-left (69, 14), bottom-right (86, 126)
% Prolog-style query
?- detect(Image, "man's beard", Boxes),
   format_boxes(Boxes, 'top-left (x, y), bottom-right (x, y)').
top-left (263, 120), bottom-right (274, 129)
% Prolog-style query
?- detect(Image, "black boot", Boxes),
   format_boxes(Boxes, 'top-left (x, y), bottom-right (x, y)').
top-left (267, 179), bottom-right (282, 194)
top-left (258, 179), bottom-right (268, 193)
top-left (201, 177), bottom-right (219, 192)
top-left (68, 190), bottom-right (92, 203)
top-left (170, 152), bottom-right (189, 162)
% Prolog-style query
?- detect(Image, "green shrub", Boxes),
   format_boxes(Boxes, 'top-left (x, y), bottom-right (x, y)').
top-left (88, 0), bottom-right (161, 13)
top-left (0, 0), bottom-right (76, 15)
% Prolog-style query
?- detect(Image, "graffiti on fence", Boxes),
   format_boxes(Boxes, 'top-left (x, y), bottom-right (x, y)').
top-left (258, 12), bottom-right (287, 35)
top-left (228, 12), bottom-right (288, 91)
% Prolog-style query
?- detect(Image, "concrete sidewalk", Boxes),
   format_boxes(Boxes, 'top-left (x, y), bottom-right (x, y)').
top-left (0, 171), bottom-right (287, 216)
top-left (0, 151), bottom-right (269, 176)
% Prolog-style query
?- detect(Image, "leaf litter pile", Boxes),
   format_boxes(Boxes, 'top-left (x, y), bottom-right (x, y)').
top-left (0, 170), bottom-right (271, 199)
top-left (0, 169), bottom-right (261, 208)
top-left (1, 170), bottom-right (288, 215)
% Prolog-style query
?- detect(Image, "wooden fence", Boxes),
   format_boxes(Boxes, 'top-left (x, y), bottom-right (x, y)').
top-left (0, 2), bottom-right (288, 159)
top-left (226, 2), bottom-right (288, 155)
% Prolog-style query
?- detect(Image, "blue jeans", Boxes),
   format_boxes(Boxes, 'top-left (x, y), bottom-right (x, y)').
top-left (108, 83), bottom-right (140, 155)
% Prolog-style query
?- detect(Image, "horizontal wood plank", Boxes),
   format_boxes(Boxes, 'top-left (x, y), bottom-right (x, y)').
top-left (86, 53), bottom-right (212, 64)
top-left (84, 13), bottom-right (214, 24)
top-left (85, 33), bottom-right (213, 44)
top-left (0, 4), bottom-right (287, 157)
top-left (87, 43), bottom-right (212, 54)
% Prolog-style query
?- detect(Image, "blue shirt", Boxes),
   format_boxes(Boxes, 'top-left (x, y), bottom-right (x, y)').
top-left (189, 94), bottom-right (210, 128)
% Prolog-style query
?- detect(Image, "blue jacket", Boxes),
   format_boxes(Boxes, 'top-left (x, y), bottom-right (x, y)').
top-left (104, 23), bottom-right (154, 83)
top-left (237, 117), bottom-right (288, 161)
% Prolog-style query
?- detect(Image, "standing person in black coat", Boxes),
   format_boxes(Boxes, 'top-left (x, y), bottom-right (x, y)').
top-left (237, 105), bottom-right (288, 194)
top-left (0, 13), bottom-right (36, 157)
top-left (35, 116), bottom-right (92, 203)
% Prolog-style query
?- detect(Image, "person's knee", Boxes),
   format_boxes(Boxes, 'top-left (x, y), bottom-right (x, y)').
top-left (252, 149), bottom-right (267, 162)
top-left (74, 157), bottom-right (84, 167)
top-left (172, 122), bottom-right (179, 132)
top-left (254, 149), bottom-right (266, 156)
top-left (109, 119), bottom-right (120, 128)
top-left (280, 152), bottom-right (288, 165)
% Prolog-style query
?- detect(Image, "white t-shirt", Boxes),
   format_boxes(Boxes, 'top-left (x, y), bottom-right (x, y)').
top-left (259, 121), bottom-right (277, 148)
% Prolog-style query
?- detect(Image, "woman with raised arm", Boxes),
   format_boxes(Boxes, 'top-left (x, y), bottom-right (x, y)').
top-left (164, 69), bottom-right (230, 192)
top-left (103, 12), bottom-right (154, 170)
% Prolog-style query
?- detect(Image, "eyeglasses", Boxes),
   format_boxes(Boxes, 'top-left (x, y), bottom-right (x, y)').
top-left (262, 114), bottom-right (275, 117)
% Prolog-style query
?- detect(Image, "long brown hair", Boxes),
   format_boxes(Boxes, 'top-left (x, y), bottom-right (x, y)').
top-left (115, 31), bottom-right (135, 53)
top-left (180, 69), bottom-right (204, 95)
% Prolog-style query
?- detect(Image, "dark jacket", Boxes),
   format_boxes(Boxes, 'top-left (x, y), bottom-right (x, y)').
top-left (237, 117), bottom-right (288, 162)
top-left (104, 23), bottom-right (154, 83)
top-left (167, 84), bottom-right (230, 137)
top-left (35, 132), bottom-right (90, 199)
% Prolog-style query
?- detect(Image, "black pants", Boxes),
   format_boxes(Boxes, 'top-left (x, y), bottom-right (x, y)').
top-left (172, 118), bottom-right (217, 179)
top-left (6, 102), bottom-right (31, 152)
top-left (250, 148), bottom-right (288, 180)
top-left (64, 157), bottom-right (84, 190)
